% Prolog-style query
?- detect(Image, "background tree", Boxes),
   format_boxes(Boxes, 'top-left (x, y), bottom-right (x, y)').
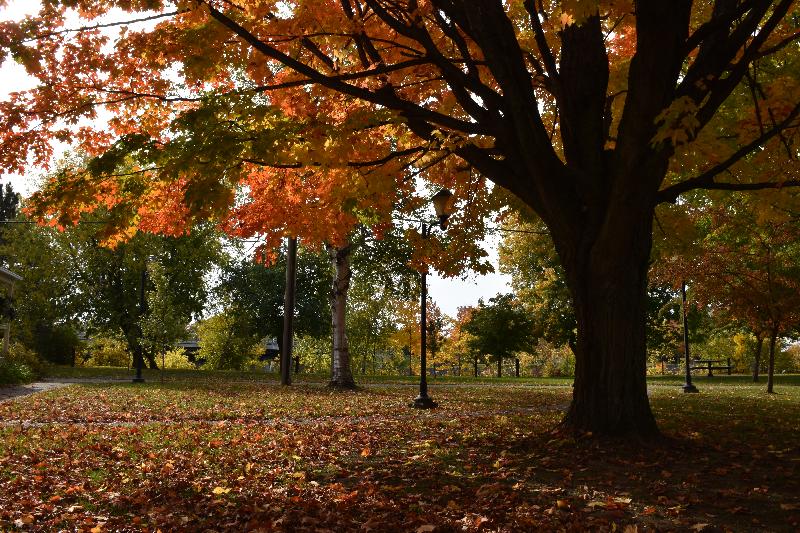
top-left (195, 310), bottom-right (259, 371)
top-left (499, 213), bottom-right (576, 353)
top-left (425, 299), bottom-right (450, 377)
top-left (1, 210), bottom-right (220, 366)
top-left (444, 306), bottom-right (483, 377)
top-left (138, 262), bottom-right (194, 364)
top-left (347, 282), bottom-right (401, 375)
top-left (655, 193), bottom-right (800, 392)
top-left (463, 294), bottom-right (534, 378)
top-left (0, 217), bottom-right (85, 362)
top-left (216, 244), bottom-right (331, 342)
top-left (0, 183), bottom-right (19, 260)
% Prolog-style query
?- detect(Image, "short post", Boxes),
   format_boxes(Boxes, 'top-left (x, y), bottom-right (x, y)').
top-left (727, 357), bottom-right (732, 375)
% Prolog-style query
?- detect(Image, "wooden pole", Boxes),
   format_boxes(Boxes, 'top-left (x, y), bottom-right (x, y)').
top-left (280, 237), bottom-right (297, 386)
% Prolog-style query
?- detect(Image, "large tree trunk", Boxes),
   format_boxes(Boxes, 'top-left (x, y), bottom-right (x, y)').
top-left (328, 244), bottom-right (356, 389)
top-left (559, 208), bottom-right (659, 437)
top-left (767, 328), bottom-right (778, 394)
top-left (752, 333), bottom-right (764, 382)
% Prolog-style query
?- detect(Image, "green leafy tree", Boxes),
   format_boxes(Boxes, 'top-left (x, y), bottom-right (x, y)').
top-left (196, 311), bottom-right (259, 371)
top-left (346, 225), bottom-right (419, 376)
top-left (425, 299), bottom-right (450, 377)
top-left (463, 294), bottom-right (534, 378)
top-left (655, 193), bottom-right (800, 392)
top-left (0, 218), bottom-right (83, 362)
top-left (216, 244), bottom-right (332, 343)
top-left (499, 214), bottom-right (576, 353)
top-left (79, 225), bottom-right (221, 369)
top-left (1, 213), bottom-right (220, 367)
top-left (139, 262), bottom-right (192, 362)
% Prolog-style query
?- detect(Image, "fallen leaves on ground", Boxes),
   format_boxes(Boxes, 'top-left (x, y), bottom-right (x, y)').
top-left (0, 378), bottom-right (797, 531)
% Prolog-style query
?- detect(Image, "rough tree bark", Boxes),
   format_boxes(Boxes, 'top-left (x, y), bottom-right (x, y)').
top-left (767, 328), bottom-right (778, 394)
top-left (752, 333), bottom-right (764, 382)
top-left (560, 208), bottom-right (658, 435)
top-left (328, 243), bottom-right (356, 389)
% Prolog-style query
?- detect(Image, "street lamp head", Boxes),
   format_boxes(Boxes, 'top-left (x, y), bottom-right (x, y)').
top-left (430, 189), bottom-right (454, 229)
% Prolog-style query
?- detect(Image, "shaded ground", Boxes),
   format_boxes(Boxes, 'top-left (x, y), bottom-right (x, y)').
top-left (0, 382), bottom-right (69, 403)
top-left (0, 376), bottom-right (797, 532)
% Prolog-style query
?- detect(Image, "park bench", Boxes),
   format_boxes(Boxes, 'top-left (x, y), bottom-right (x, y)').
top-left (689, 358), bottom-right (733, 377)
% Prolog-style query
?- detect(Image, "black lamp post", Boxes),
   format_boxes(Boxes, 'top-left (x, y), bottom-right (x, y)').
top-left (681, 280), bottom-right (698, 393)
top-left (411, 189), bottom-right (455, 409)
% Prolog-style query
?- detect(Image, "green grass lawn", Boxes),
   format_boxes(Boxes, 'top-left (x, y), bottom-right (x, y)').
top-left (41, 364), bottom-right (578, 385)
top-left (0, 374), bottom-right (797, 531)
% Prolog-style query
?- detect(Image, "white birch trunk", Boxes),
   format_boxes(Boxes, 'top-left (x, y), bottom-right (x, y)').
top-left (328, 243), bottom-right (355, 388)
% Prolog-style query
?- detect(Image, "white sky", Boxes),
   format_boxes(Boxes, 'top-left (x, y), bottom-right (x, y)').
top-left (0, 0), bottom-right (512, 317)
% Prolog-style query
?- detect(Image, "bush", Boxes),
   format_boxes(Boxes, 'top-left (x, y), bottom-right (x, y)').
top-left (33, 323), bottom-right (81, 365)
top-left (160, 348), bottom-right (195, 369)
top-left (0, 343), bottom-right (40, 384)
top-left (196, 312), bottom-right (260, 370)
top-left (0, 360), bottom-right (34, 384)
top-left (520, 339), bottom-right (575, 377)
top-left (82, 336), bottom-right (130, 367)
top-left (5, 342), bottom-right (45, 377)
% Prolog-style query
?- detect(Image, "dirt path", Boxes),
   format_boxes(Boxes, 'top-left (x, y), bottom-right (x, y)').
top-left (0, 381), bottom-right (72, 402)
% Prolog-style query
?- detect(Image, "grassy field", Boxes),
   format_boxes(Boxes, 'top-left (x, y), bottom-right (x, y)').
top-left (0, 372), bottom-right (797, 531)
top-left (41, 364), bottom-right (800, 387)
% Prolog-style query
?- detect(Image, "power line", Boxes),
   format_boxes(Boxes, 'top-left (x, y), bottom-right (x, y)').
top-left (393, 216), bottom-right (549, 235)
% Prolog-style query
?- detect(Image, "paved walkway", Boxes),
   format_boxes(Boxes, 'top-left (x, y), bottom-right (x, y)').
top-left (0, 381), bottom-right (72, 403)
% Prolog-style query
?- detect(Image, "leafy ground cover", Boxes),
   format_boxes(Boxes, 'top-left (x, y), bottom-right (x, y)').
top-left (0, 378), bottom-right (798, 532)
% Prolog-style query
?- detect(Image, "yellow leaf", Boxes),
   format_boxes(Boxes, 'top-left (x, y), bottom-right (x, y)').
top-left (212, 486), bottom-right (231, 495)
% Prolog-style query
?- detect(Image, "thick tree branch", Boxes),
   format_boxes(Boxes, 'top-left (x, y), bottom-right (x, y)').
top-left (522, 0), bottom-right (560, 89)
top-left (204, 2), bottom-right (487, 135)
top-left (692, 0), bottom-right (793, 130)
top-left (241, 146), bottom-right (425, 169)
top-left (684, 0), bottom-right (760, 54)
top-left (364, 0), bottom-right (500, 123)
top-left (657, 100), bottom-right (800, 203)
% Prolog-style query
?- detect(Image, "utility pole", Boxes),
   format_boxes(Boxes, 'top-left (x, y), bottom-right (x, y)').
top-left (280, 237), bottom-right (297, 386)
